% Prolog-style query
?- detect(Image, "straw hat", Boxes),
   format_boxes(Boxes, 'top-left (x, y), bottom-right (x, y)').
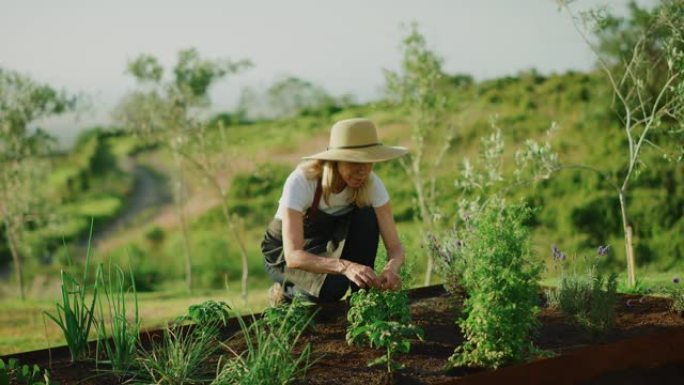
top-left (303, 118), bottom-right (408, 162)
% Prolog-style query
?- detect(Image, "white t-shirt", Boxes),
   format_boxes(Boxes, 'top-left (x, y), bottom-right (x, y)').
top-left (274, 168), bottom-right (390, 219)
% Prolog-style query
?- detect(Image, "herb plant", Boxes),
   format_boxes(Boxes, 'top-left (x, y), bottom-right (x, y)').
top-left (449, 201), bottom-right (542, 369)
top-left (545, 244), bottom-right (618, 333)
top-left (177, 300), bottom-right (233, 329)
top-left (346, 288), bottom-right (423, 372)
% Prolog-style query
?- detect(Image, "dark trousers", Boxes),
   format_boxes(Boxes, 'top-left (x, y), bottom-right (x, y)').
top-left (264, 206), bottom-right (379, 303)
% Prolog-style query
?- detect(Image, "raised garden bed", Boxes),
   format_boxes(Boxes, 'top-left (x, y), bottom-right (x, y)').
top-left (3, 285), bottom-right (684, 384)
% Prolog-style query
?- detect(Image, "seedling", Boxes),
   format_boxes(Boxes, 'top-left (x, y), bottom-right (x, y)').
top-left (346, 289), bottom-right (423, 372)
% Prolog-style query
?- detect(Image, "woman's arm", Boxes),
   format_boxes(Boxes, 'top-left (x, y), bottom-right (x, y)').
top-left (282, 208), bottom-right (380, 289)
top-left (375, 202), bottom-right (405, 290)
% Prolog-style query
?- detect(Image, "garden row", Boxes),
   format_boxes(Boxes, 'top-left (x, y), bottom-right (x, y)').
top-left (2, 201), bottom-right (683, 384)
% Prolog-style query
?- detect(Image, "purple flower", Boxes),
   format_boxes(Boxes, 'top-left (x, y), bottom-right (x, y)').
top-left (673, 277), bottom-right (680, 284)
top-left (551, 244), bottom-right (563, 261)
top-left (597, 245), bottom-right (610, 256)
top-left (559, 252), bottom-right (567, 261)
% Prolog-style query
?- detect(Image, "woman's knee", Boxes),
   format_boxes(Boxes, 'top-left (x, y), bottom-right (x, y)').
top-left (317, 274), bottom-right (349, 302)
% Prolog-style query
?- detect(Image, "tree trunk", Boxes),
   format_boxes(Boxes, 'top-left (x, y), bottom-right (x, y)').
top-left (173, 150), bottom-right (193, 293)
top-left (219, 199), bottom-right (249, 303)
top-left (412, 160), bottom-right (434, 286)
top-left (618, 191), bottom-right (637, 287)
top-left (4, 218), bottom-right (25, 300)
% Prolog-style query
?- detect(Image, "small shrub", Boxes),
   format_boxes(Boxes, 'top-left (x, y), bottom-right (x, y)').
top-left (545, 244), bottom-right (618, 333)
top-left (144, 226), bottom-right (165, 245)
top-left (449, 201), bottom-right (542, 369)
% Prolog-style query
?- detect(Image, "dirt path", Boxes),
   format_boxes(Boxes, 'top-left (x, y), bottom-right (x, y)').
top-left (95, 129), bottom-right (332, 253)
top-left (87, 163), bottom-right (172, 248)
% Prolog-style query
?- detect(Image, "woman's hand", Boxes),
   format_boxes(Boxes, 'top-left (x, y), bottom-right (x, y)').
top-left (379, 267), bottom-right (402, 291)
top-left (339, 260), bottom-right (381, 289)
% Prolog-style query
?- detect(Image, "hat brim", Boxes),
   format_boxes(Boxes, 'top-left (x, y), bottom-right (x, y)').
top-left (303, 145), bottom-right (408, 163)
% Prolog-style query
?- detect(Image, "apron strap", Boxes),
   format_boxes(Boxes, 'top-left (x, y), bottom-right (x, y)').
top-left (306, 178), bottom-right (323, 221)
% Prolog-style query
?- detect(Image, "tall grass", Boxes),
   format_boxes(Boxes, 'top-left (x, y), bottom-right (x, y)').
top-left (133, 300), bottom-right (230, 384)
top-left (95, 262), bottom-right (140, 374)
top-left (212, 297), bottom-right (316, 385)
top-left (44, 222), bottom-right (100, 363)
top-left (135, 323), bottom-right (220, 385)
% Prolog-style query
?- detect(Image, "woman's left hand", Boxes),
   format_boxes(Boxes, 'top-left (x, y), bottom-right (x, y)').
top-left (379, 268), bottom-right (402, 291)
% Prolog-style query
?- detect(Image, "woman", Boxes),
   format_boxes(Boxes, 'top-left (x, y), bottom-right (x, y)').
top-left (261, 118), bottom-right (408, 304)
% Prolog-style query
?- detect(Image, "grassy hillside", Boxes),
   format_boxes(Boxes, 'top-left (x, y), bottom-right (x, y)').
top-left (86, 69), bottom-right (682, 296)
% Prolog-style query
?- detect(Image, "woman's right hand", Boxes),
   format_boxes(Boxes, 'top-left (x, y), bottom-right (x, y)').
top-left (339, 260), bottom-right (381, 289)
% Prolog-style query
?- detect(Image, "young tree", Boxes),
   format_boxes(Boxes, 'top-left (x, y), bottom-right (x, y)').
top-left (180, 121), bottom-right (252, 302)
top-left (0, 67), bottom-right (76, 299)
top-left (384, 24), bottom-right (459, 285)
top-left (114, 48), bottom-right (251, 294)
top-left (560, 0), bottom-right (684, 287)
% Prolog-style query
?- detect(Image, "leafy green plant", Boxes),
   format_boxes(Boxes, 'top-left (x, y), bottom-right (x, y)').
top-left (0, 358), bottom-right (55, 385)
top-left (44, 225), bottom-right (101, 363)
top-left (545, 244), bottom-right (618, 333)
top-left (95, 262), bottom-right (140, 373)
top-left (346, 289), bottom-right (423, 372)
top-left (449, 201), bottom-right (542, 369)
top-left (212, 296), bottom-right (316, 385)
top-left (177, 300), bottom-right (233, 329)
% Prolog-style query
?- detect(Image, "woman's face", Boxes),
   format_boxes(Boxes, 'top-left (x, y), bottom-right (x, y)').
top-left (337, 161), bottom-right (374, 188)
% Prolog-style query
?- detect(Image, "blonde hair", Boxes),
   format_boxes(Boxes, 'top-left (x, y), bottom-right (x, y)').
top-left (299, 159), bottom-right (373, 208)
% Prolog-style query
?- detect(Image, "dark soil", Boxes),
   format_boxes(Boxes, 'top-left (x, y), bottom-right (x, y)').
top-left (5, 286), bottom-right (684, 385)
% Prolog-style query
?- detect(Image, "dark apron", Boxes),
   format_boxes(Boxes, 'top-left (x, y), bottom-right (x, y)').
top-left (261, 204), bottom-right (355, 297)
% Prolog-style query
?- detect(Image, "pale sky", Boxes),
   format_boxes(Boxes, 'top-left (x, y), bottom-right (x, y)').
top-left (0, 0), bottom-right (653, 147)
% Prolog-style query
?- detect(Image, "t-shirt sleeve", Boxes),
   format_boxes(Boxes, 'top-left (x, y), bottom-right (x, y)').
top-left (279, 169), bottom-right (315, 214)
top-left (370, 172), bottom-right (390, 207)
